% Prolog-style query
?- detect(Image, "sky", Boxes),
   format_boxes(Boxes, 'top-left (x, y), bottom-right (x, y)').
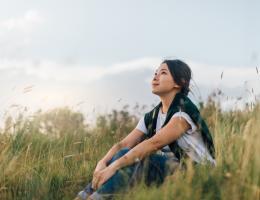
top-left (0, 0), bottom-right (259, 126)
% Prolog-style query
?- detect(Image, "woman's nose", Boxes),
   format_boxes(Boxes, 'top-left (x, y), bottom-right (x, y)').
top-left (153, 73), bottom-right (159, 80)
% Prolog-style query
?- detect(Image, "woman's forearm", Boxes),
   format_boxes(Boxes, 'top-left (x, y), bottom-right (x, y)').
top-left (100, 142), bottom-right (125, 164)
top-left (109, 139), bottom-right (158, 170)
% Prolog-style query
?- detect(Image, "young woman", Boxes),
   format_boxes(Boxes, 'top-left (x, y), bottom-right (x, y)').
top-left (75, 59), bottom-right (216, 200)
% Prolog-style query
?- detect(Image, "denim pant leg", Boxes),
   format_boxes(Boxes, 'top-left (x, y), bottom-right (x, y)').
top-left (78, 151), bottom-right (173, 199)
top-left (143, 153), bottom-right (169, 187)
top-left (96, 147), bottom-right (137, 194)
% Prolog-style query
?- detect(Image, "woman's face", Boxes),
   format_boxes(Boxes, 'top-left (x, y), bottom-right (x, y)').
top-left (151, 63), bottom-right (180, 96)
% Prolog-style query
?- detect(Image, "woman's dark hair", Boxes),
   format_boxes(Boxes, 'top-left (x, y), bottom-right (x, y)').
top-left (162, 59), bottom-right (192, 96)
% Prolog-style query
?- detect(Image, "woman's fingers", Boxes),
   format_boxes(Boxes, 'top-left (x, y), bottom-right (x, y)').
top-left (97, 178), bottom-right (106, 189)
top-left (92, 167), bottom-right (102, 187)
top-left (92, 166), bottom-right (115, 190)
top-left (92, 172), bottom-right (105, 190)
top-left (92, 179), bottom-right (98, 190)
top-left (92, 173), bottom-right (99, 190)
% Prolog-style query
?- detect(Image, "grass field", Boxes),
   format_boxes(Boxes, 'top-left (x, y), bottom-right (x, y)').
top-left (0, 95), bottom-right (259, 200)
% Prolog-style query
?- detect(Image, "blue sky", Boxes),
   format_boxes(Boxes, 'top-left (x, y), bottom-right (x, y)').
top-left (0, 0), bottom-right (259, 126)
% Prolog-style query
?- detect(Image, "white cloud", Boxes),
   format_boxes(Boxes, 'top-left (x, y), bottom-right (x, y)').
top-left (188, 61), bottom-right (258, 88)
top-left (1, 57), bottom-right (259, 92)
top-left (0, 10), bottom-right (45, 60)
top-left (0, 57), bottom-right (161, 122)
top-left (0, 10), bottom-right (44, 33)
top-left (0, 57), bottom-right (161, 82)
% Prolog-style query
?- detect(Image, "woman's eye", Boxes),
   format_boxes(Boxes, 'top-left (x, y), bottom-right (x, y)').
top-left (154, 71), bottom-right (166, 76)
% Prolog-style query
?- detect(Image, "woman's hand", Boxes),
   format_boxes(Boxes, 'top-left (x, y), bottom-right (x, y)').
top-left (94, 160), bottom-right (107, 174)
top-left (91, 165), bottom-right (117, 190)
top-left (91, 160), bottom-right (107, 189)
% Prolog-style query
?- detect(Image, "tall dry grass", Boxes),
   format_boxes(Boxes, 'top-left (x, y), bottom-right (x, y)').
top-left (0, 96), bottom-right (259, 200)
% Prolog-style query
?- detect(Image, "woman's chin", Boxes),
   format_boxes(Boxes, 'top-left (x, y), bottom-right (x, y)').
top-left (152, 90), bottom-right (160, 95)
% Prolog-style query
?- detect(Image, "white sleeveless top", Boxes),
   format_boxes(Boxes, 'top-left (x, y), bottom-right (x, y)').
top-left (136, 108), bottom-right (216, 166)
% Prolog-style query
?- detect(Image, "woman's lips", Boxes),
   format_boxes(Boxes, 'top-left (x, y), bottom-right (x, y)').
top-left (152, 83), bottom-right (159, 87)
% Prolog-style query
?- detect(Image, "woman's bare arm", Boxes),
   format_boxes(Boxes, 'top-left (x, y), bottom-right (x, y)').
top-left (92, 128), bottom-right (145, 189)
top-left (109, 116), bottom-right (191, 170)
top-left (92, 117), bottom-right (191, 190)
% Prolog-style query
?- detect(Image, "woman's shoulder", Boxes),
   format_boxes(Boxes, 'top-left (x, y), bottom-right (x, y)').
top-left (171, 111), bottom-right (198, 134)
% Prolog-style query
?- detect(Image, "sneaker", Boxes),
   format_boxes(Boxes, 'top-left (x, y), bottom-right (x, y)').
top-left (75, 183), bottom-right (94, 200)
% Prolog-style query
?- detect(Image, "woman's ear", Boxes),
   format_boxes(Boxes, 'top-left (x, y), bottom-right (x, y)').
top-left (173, 84), bottom-right (181, 89)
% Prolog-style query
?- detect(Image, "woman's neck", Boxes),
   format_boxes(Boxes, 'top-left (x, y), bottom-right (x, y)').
top-left (159, 90), bottom-right (180, 114)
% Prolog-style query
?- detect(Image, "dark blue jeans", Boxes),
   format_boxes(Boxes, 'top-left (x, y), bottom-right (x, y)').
top-left (93, 147), bottom-right (172, 195)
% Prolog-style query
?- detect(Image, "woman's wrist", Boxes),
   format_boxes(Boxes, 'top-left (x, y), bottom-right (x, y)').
top-left (108, 159), bottom-right (122, 171)
top-left (109, 154), bottom-right (138, 171)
